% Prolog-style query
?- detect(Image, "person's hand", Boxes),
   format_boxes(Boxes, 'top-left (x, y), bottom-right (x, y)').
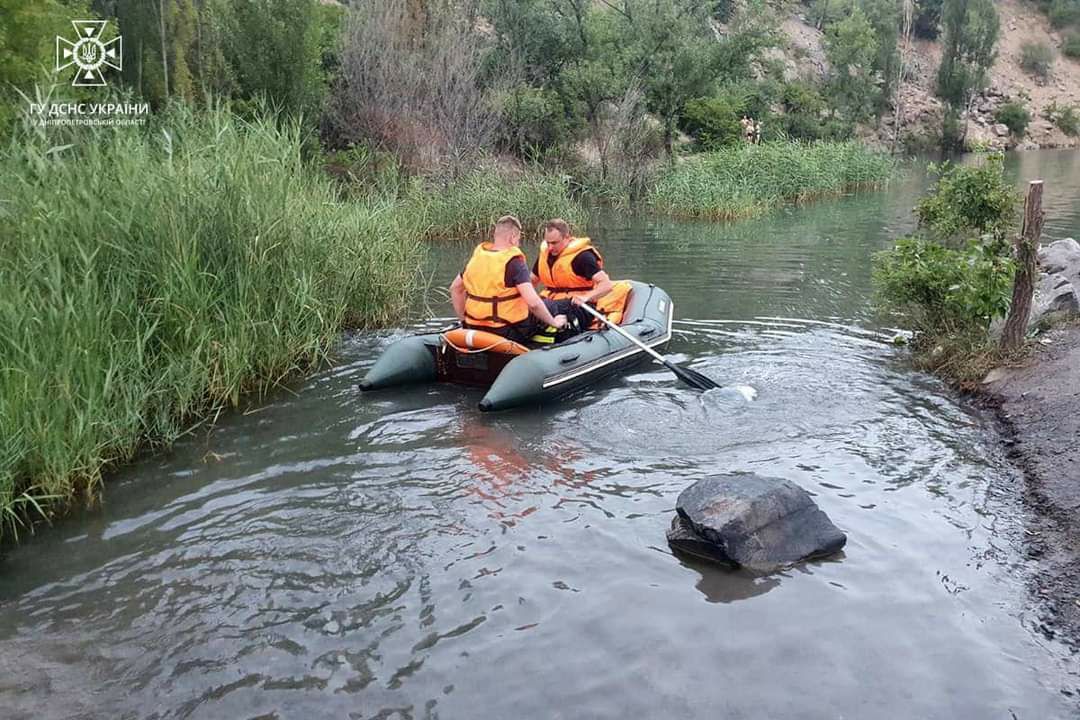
top-left (552, 314), bottom-right (568, 330)
top-left (571, 295), bottom-right (587, 307)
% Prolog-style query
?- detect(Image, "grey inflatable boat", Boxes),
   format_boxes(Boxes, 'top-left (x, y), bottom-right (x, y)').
top-left (359, 281), bottom-right (673, 411)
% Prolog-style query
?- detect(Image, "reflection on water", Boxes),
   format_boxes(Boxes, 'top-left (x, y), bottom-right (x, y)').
top-left (2, 151), bottom-right (1080, 719)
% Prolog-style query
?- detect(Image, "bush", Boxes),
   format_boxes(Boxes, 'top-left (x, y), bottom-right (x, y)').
top-left (1043, 100), bottom-right (1080, 136)
top-left (993, 100), bottom-right (1031, 137)
top-left (1020, 41), bottom-right (1055, 79)
top-left (499, 86), bottom-right (572, 160)
top-left (915, 155), bottom-right (1019, 242)
top-left (1047, 0), bottom-right (1080, 28)
top-left (913, 0), bottom-right (943, 39)
top-left (682, 93), bottom-right (747, 149)
top-left (1056, 107), bottom-right (1080, 136)
top-left (0, 104), bottom-right (421, 539)
top-left (874, 153), bottom-right (1021, 386)
top-left (329, 1), bottom-right (501, 173)
top-left (778, 81), bottom-right (831, 140)
top-left (1063, 32), bottom-right (1080, 59)
top-left (874, 236), bottom-right (1015, 331)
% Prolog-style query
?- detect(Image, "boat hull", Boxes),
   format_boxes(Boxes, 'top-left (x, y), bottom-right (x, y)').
top-left (359, 281), bottom-right (673, 411)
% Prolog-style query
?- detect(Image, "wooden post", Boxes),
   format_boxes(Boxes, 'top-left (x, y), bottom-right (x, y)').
top-left (1001, 180), bottom-right (1045, 351)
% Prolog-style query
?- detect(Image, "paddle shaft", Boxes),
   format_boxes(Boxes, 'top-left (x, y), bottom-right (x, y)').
top-left (578, 302), bottom-right (673, 368)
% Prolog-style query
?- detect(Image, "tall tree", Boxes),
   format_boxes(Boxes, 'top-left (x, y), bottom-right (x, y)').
top-left (824, 6), bottom-right (880, 122)
top-left (936, 0), bottom-right (998, 148)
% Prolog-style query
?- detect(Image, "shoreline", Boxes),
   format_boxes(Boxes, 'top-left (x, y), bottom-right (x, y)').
top-left (981, 322), bottom-right (1080, 650)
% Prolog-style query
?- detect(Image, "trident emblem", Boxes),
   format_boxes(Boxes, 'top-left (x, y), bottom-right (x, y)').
top-left (56, 20), bottom-right (122, 87)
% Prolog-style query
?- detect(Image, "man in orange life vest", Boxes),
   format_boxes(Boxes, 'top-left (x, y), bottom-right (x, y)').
top-left (449, 215), bottom-right (571, 344)
top-left (531, 218), bottom-right (631, 330)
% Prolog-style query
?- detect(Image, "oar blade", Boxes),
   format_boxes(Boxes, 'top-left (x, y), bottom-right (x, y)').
top-left (668, 362), bottom-right (722, 391)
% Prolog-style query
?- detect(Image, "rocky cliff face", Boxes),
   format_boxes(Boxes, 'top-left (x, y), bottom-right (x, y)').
top-left (780, 0), bottom-right (1080, 151)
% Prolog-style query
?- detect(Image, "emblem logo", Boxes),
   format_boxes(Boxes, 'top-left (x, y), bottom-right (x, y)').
top-left (56, 20), bottom-right (122, 87)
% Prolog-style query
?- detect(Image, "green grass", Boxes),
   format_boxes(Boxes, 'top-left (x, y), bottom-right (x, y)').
top-left (412, 167), bottom-right (586, 242)
top-left (648, 140), bottom-right (895, 220)
top-left (0, 104), bottom-right (421, 541)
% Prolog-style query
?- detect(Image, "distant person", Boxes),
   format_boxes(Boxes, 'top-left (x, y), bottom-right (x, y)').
top-left (753, 119), bottom-right (762, 144)
top-left (741, 115), bottom-right (753, 143)
top-left (531, 218), bottom-right (632, 335)
top-left (450, 215), bottom-right (567, 344)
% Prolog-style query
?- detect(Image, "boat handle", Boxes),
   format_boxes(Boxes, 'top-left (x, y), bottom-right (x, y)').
top-left (560, 354), bottom-right (580, 364)
top-left (638, 327), bottom-right (656, 337)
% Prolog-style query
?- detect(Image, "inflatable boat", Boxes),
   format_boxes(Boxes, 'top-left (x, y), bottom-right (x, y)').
top-left (359, 281), bottom-right (673, 411)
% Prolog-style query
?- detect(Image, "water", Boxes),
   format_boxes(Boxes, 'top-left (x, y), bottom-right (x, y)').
top-left (3, 151), bottom-right (1080, 719)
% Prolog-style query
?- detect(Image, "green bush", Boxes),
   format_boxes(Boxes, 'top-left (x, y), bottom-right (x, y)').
top-left (874, 153), bottom-right (1021, 385)
top-left (993, 100), bottom-right (1031, 137)
top-left (1057, 107), bottom-right (1080, 136)
top-left (915, 155), bottom-right (1019, 242)
top-left (1020, 41), bottom-right (1056, 79)
top-left (499, 86), bottom-right (573, 160)
top-left (0, 104), bottom-right (420, 539)
top-left (1047, 0), bottom-right (1080, 28)
top-left (1062, 32), bottom-right (1080, 59)
top-left (1043, 100), bottom-right (1080, 136)
top-left (682, 93), bottom-right (747, 149)
top-left (912, 0), bottom-right (943, 39)
top-left (778, 81), bottom-right (833, 140)
top-left (874, 235), bottom-right (1016, 331)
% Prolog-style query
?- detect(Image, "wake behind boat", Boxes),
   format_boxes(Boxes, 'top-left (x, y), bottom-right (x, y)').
top-left (359, 280), bottom-right (673, 411)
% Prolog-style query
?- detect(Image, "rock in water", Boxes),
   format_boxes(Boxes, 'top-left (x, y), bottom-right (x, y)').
top-left (669, 473), bottom-right (846, 571)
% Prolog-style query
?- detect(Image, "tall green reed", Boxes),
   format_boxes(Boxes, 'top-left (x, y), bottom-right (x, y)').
top-left (0, 104), bottom-right (420, 540)
top-left (649, 140), bottom-right (895, 220)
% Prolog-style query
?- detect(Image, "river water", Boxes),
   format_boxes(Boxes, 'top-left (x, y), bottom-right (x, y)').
top-left (2, 151), bottom-right (1080, 719)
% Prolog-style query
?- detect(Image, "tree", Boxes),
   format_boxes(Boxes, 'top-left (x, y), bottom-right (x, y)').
top-left (858, 0), bottom-right (899, 104)
top-left (824, 6), bottom-right (880, 121)
top-left (912, 0), bottom-right (943, 39)
top-left (936, 0), bottom-right (998, 149)
top-left (0, 0), bottom-right (91, 130)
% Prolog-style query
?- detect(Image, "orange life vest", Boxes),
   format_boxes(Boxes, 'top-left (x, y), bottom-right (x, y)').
top-left (462, 243), bottom-right (530, 329)
top-left (538, 237), bottom-right (601, 301)
top-left (538, 237), bottom-right (631, 326)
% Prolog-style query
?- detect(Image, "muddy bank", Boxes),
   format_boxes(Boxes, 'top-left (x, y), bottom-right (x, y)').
top-left (983, 322), bottom-right (1080, 650)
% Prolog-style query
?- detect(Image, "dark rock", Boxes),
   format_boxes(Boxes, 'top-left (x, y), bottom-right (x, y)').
top-left (671, 473), bottom-right (847, 571)
top-left (666, 515), bottom-right (737, 566)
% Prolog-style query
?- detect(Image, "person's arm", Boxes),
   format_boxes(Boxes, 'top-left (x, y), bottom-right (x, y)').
top-left (450, 274), bottom-right (467, 323)
top-left (568, 251), bottom-right (613, 305)
top-left (517, 281), bottom-right (566, 328)
top-left (576, 270), bottom-right (613, 305)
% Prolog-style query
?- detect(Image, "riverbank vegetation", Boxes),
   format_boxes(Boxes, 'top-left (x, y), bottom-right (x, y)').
top-left (650, 141), bottom-right (893, 219)
top-left (874, 155), bottom-right (1023, 385)
top-left (0, 107), bottom-right (421, 539)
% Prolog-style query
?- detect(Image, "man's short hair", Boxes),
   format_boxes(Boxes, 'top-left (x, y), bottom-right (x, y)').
top-left (543, 218), bottom-right (571, 238)
top-left (495, 215), bottom-right (522, 232)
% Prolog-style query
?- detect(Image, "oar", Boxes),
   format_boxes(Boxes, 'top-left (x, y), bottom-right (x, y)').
top-left (578, 302), bottom-right (721, 391)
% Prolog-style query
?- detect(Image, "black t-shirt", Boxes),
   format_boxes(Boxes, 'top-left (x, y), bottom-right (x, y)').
top-left (531, 249), bottom-right (602, 283)
top-left (504, 256), bottom-right (531, 288)
top-left (462, 256), bottom-right (531, 289)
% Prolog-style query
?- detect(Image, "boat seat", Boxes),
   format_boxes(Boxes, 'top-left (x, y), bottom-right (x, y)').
top-left (442, 328), bottom-right (530, 356)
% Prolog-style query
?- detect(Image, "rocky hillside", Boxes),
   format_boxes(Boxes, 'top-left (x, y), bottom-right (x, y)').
top-left (781, 0), bottom-right (1080, 150)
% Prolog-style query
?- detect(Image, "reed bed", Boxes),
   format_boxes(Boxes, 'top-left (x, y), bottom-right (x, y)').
top-left (649, 140), bottom-right (895, 220)
top-left (414, 168), bottom-right (587, 242)
top-left (0, 106), bottom-right (420, 540)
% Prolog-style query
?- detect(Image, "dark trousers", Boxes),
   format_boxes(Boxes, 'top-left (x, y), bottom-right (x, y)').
top-left (470, 299), bottom-right (589, 345)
